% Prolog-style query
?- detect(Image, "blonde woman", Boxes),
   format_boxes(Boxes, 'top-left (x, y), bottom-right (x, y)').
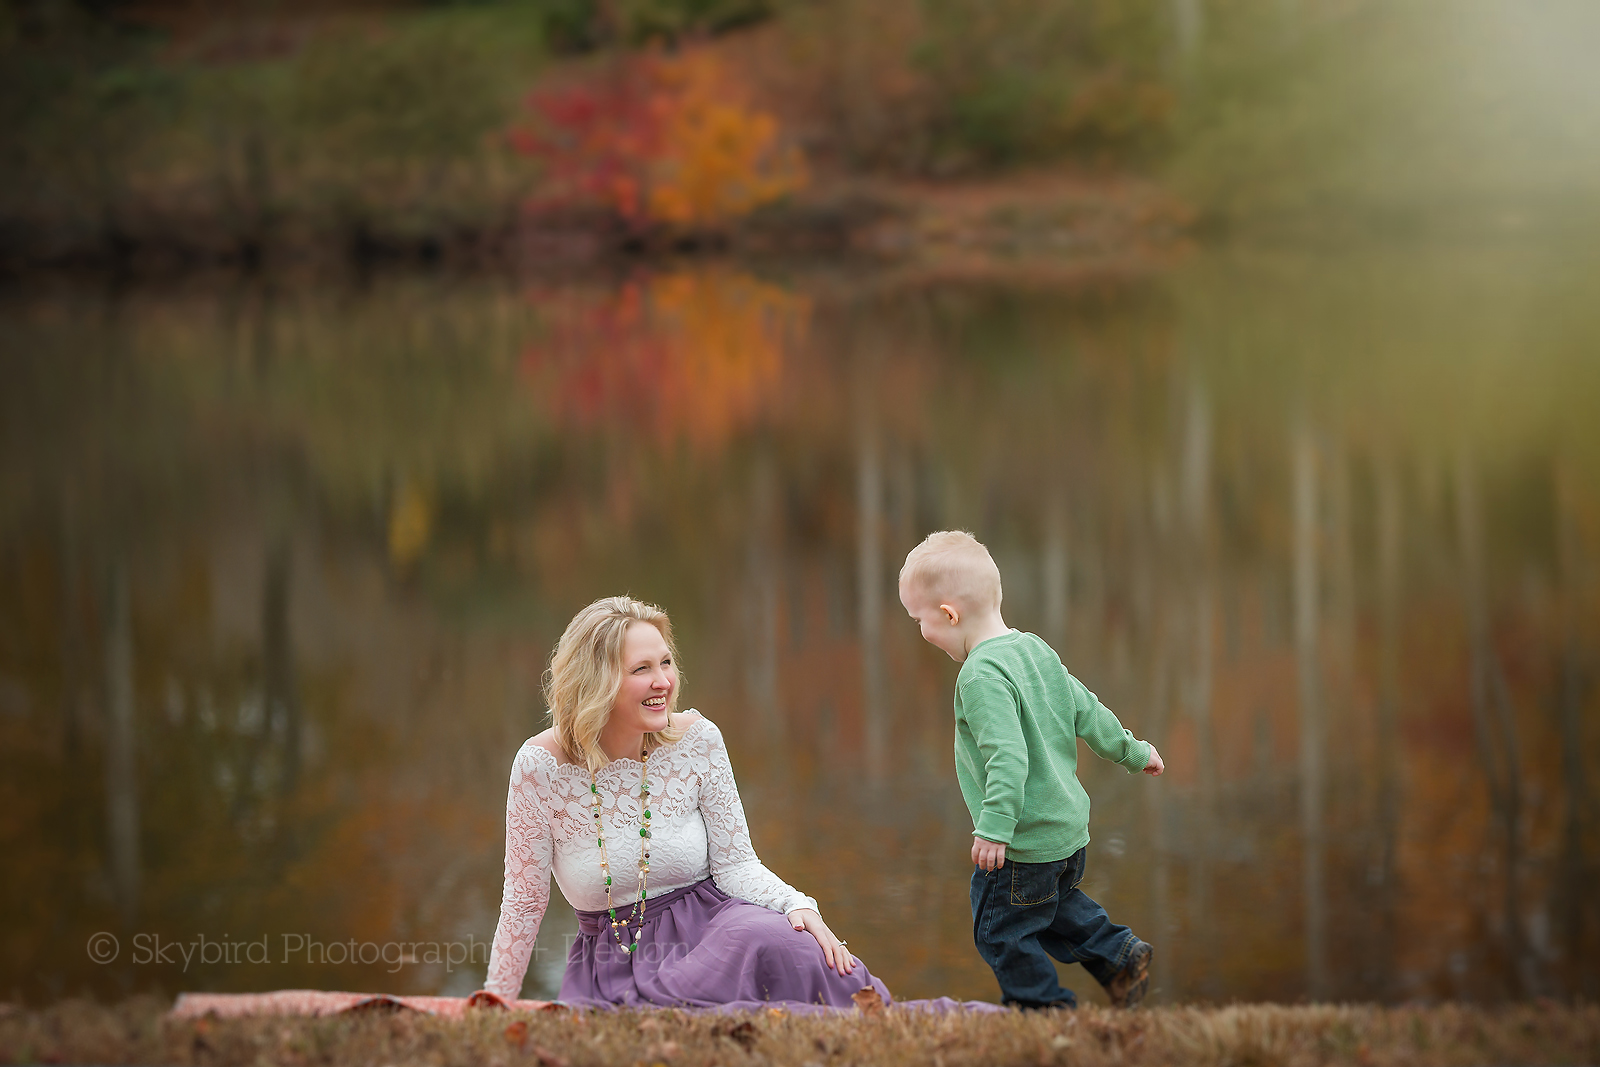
top-left (479, 595), bottom-right (893, 1010)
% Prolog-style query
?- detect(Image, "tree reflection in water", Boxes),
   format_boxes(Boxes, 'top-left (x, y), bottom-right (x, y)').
top-left (1, 246), bottom-right (1597, 1006)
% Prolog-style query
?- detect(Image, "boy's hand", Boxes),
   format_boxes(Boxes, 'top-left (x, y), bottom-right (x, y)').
top-left (1143, 745), bottom-right (1165, 776)
top-left (972, 836), bottom-right (1007, 871)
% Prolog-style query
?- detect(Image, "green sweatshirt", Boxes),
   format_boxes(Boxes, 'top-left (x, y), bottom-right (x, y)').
top-left (954, 630), bottom-right (1151, 862)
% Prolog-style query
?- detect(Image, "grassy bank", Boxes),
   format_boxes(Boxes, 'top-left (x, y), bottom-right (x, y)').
top-left (3, 999), bottom-right (1598, 1067)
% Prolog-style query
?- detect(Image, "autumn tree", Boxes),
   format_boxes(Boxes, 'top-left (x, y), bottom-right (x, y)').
top-left (512, 48), bottom-right (806, 233)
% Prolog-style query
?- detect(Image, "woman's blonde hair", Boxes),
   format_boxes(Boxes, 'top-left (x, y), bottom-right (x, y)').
top-left (545, 596), bottom-right (687, 772)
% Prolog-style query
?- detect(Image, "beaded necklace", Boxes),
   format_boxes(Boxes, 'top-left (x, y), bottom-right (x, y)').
top-left (589, 748), bottom-right (653, 953)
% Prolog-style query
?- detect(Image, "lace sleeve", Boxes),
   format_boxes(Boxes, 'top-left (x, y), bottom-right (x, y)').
top-left (698, 719), bottom-right (819, 917)
top-left (483, 743), bottom-right (553, 999)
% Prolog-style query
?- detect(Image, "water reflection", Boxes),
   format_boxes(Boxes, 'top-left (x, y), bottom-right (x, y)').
top-left (519, 269), bottom-right (807, 449)
top-left (1, 245), bottom-right (1597, 1006)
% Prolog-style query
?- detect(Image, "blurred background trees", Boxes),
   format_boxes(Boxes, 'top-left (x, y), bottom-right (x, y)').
top-left (0, 0), bottom-right (543, 263)
top-left (1, 0), bottom-right (1597, 261)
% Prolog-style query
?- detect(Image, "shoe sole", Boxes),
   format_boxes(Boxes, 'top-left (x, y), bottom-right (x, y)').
top-left (1109, 943), bottom-right (1152, 1009)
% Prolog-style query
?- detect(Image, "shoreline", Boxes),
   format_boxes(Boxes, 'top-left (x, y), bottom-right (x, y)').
top-left (0, 169), bottom-right (1192, 283)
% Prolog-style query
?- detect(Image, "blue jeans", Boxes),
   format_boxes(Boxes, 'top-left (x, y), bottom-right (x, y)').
top-left (970, 846), bottom-right (1140, 1009)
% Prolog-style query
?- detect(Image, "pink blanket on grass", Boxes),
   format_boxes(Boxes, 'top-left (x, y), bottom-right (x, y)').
top-left (166, 988), bottom-right (998, 1019)
top-left (167, 989), bottom-right (552, 1020)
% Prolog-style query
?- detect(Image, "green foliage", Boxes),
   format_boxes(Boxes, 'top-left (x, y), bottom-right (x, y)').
top-left (0, 6), bottom-right (546, 257)
top-left (914, 0), bottom-right (1080, 168)
top-left (533, 0), bottom-right (775, 51)
top-left (285, 16), bottom-right (541, 239)
top-left (0, 31), bottom-right (182, 234)
top-left (293, 23), bottom-right (511, 165)
top-left (1165, 0), bottom-right (1415, 228)
top-left (1167, 0), bottom-right (1600, 231)
top-left (780, 0), bottom-right (1174, 175)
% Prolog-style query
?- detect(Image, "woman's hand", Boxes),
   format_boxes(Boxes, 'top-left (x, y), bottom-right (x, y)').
top-left (787, 908), bottom-right (855, 976)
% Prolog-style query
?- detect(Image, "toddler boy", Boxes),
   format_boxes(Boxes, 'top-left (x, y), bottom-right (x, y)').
top-left (899, 530), bottom-right (1165, 1010)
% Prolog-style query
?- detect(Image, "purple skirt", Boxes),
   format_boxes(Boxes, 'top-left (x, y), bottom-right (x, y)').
top-left (560, 879), bottom-right (992, 1014)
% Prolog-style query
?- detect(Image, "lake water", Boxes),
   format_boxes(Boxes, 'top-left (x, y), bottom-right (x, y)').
top-left (3, 238), bottom-right (1597, 1006)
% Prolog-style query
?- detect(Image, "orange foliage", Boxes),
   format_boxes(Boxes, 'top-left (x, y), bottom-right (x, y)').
top-left (520, 268), bottom-right (808, 449)
top-left (513, 49), bottom-right (806, 230)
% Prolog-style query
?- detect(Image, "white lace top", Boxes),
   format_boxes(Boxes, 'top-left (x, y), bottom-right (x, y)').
top-left (483, 713), bottom-right (819, 999)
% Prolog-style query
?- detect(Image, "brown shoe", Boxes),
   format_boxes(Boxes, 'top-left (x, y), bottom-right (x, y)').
top-left (1105, 941), bottom-right (1152, 1009)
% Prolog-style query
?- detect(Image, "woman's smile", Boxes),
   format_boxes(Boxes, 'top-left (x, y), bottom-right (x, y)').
top-left (608, 621), bottom-right (678, 743)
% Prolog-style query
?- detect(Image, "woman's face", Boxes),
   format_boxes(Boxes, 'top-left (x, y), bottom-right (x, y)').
top-left (609, 621), bottom-right (676, 738)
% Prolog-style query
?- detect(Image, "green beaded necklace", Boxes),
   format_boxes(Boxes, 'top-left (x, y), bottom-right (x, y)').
top-left (590, 748), bottom-right (653, 953)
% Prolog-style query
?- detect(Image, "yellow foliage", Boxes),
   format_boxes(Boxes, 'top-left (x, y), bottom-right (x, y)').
top-left (644, 50), bottom-right (808, 227)
top-left (387, 479), bottom-right (433, 566)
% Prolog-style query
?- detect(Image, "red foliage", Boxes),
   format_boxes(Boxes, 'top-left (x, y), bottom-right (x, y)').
top-left (511, 49), bottom-right (805, 229)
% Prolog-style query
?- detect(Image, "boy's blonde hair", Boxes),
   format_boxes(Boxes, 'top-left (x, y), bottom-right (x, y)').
top-left (899, 530), bottom-right (1003, 613)
top-left (545, 595), bottom-right (687, 772)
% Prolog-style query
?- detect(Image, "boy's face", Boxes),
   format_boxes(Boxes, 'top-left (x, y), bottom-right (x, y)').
top-left (899, 580), bottom-right (967, 662)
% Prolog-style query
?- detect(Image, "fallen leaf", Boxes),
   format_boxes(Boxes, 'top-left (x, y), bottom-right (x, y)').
top-left (852, 987), bottom-right (885, 1015)
top-left (532, 1044), bottom-right (570, 1067)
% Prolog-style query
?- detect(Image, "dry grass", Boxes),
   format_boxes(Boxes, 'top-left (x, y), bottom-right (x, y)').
top-left (2, 998), bottom-right (1598, 1067)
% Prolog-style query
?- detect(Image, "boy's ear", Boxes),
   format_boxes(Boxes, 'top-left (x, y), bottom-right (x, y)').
top-left (940, 603), bottom-right (961, 625)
